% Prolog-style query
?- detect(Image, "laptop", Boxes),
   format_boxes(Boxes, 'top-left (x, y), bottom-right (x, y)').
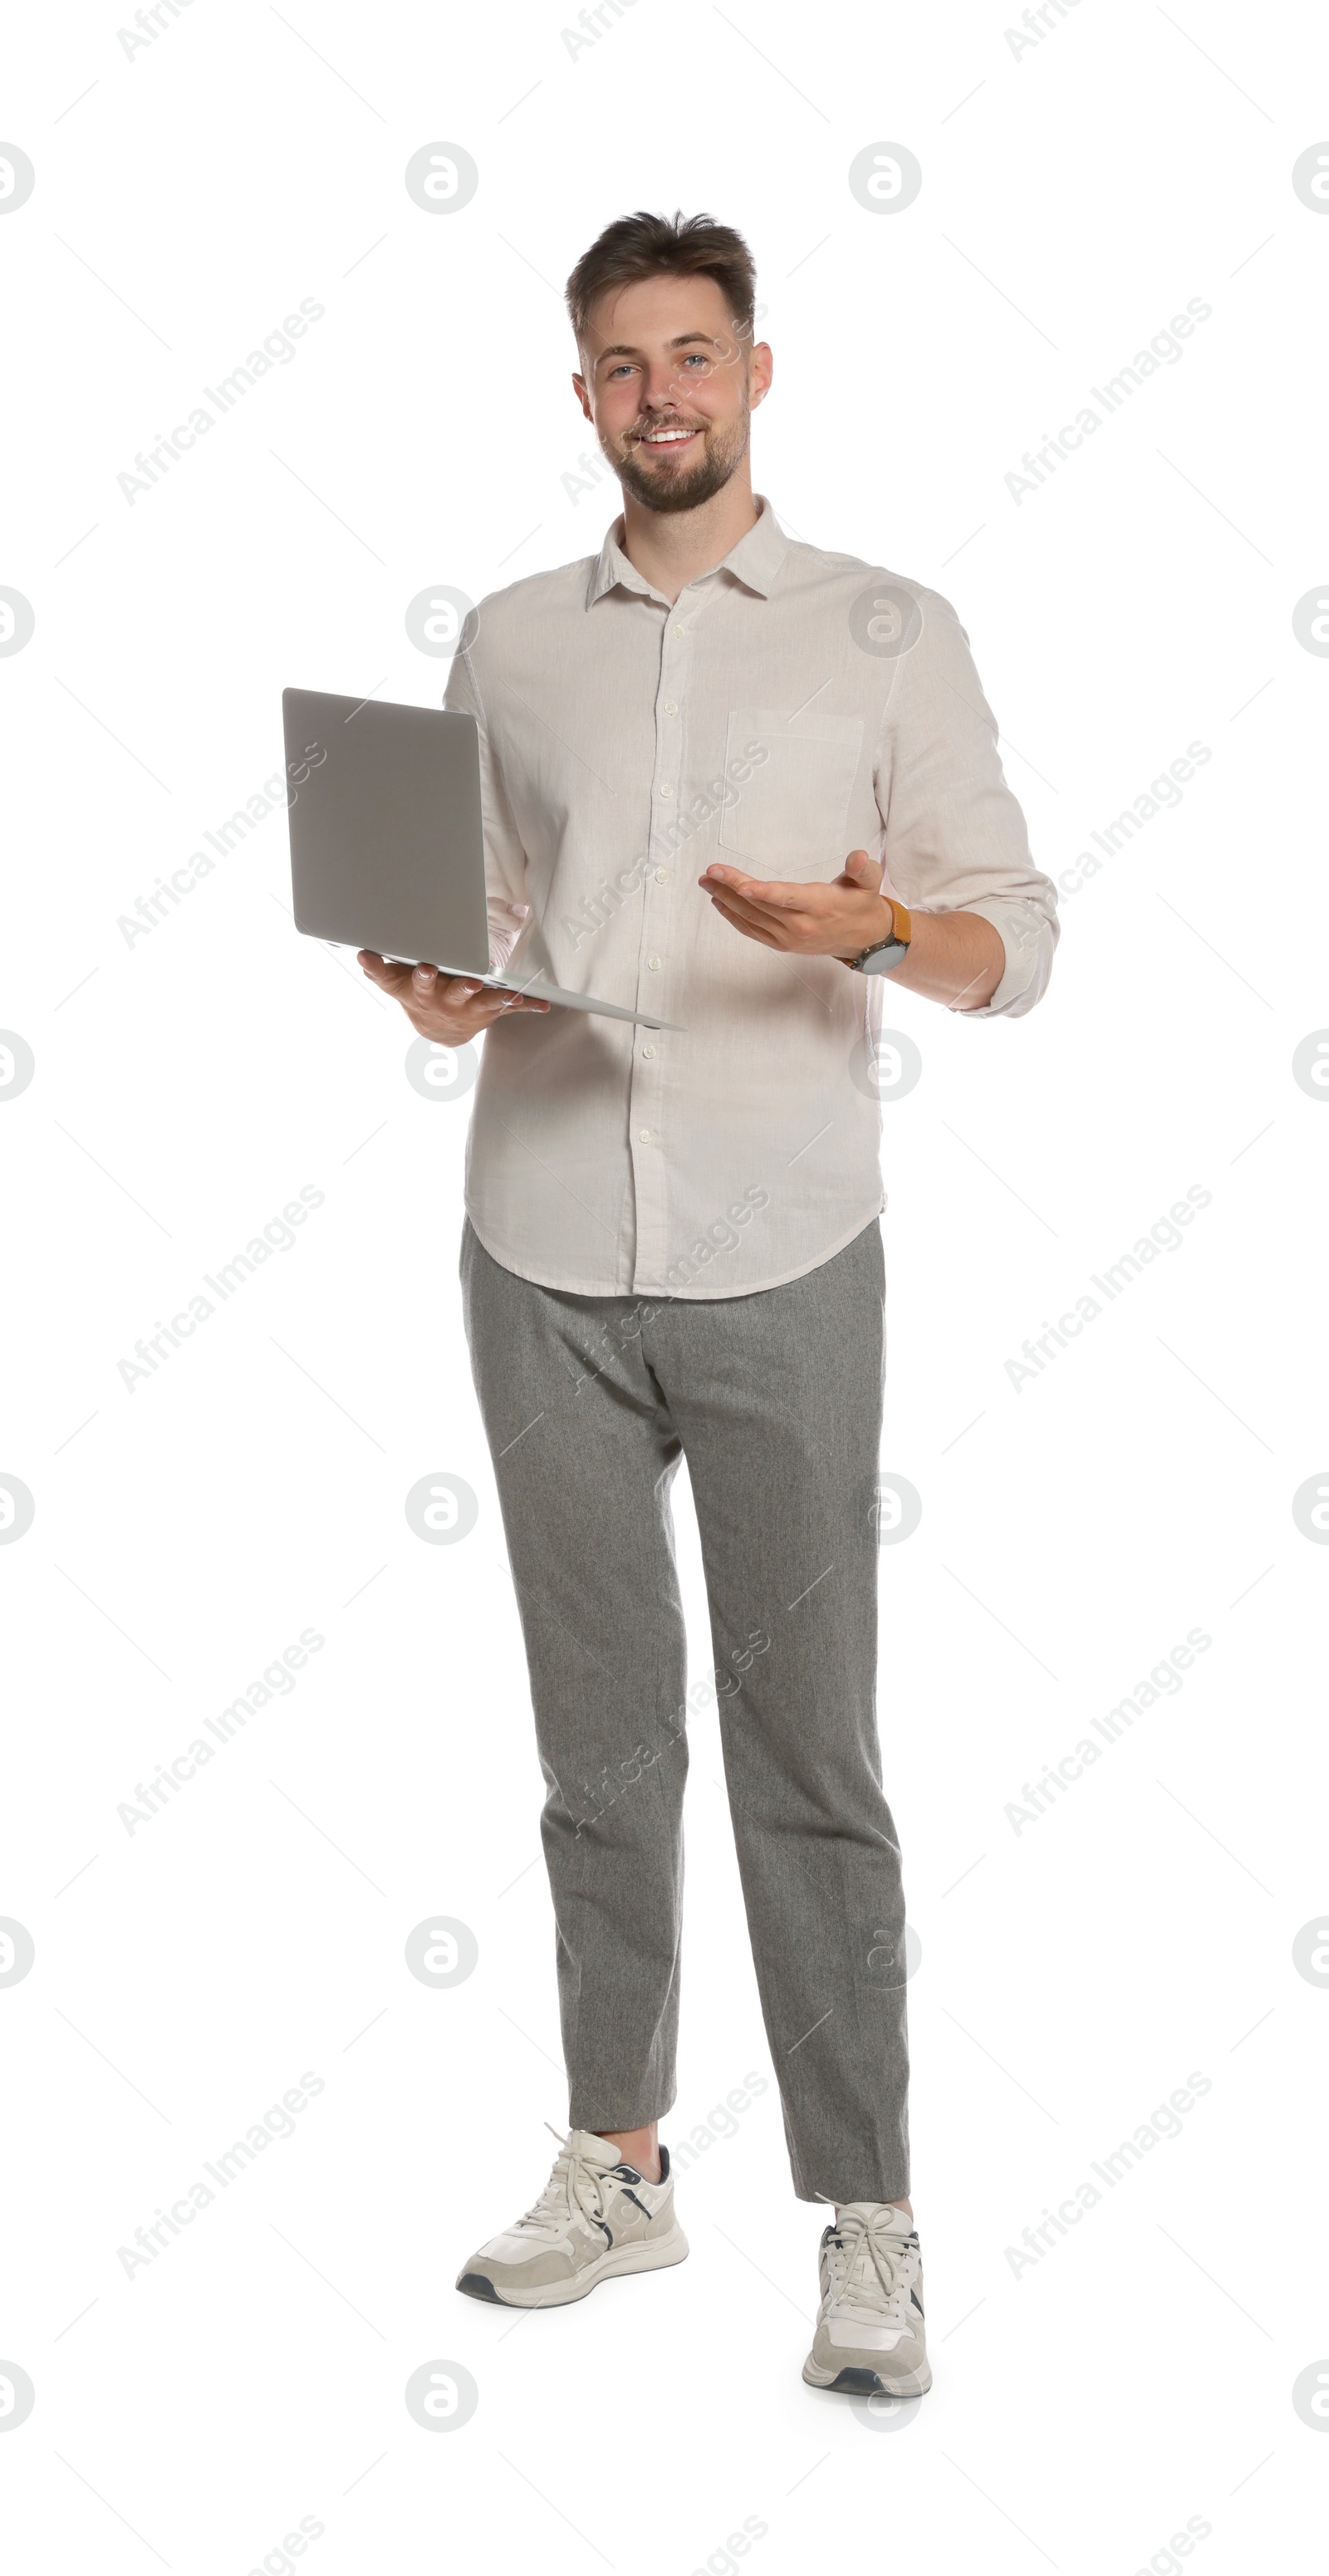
top-left (282, 687), bottom-right (684, 1030)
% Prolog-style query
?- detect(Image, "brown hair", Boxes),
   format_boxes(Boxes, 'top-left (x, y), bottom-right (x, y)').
top-left (566, 209), bottom-right (757, 349)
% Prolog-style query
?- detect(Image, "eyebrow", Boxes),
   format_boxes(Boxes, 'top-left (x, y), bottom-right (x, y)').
top-left (593, 332), bottom-right (725, 364)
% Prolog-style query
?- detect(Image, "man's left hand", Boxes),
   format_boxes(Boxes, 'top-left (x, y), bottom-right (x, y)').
top-left (699, 849), bottom-right (891, 959)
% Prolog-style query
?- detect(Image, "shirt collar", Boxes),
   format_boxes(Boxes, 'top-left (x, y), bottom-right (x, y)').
top-left (586, 493), bottom-right (789, 608)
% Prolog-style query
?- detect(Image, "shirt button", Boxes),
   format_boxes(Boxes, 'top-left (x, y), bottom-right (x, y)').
top-left (659, 783), bottom-right (673, 797)
top-left (671, 622), bottom-right (685, 636)
top-left (664, 699), bottom-right (678, 714)
top-left (639, 1127), bottom-right (653, 1141)
top-left (655, 868), bottom-right (669, 883)
top-left (641, 1044), bottom-right (656, 1059)
top-left (647, 954), bottom-right (661, 969)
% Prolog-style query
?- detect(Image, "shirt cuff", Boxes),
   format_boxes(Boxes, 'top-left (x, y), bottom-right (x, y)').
top-left (487, 900), bottom-right (529, 974)
top-left (954, 895), bottom-right (1057, 1019)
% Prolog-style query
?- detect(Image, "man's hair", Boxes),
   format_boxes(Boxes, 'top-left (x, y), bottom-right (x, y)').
top-left (566, 209), bottom-right (757, 350)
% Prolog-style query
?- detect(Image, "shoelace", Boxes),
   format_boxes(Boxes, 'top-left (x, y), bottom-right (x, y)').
top-left (508, 2125), bottom-right (614, 2241)
top-left (826, 2210), bottom-right (916, 2321)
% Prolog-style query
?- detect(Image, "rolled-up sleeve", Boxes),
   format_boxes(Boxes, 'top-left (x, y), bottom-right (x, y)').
top-left (873, 587), bottom-right (1058, 1018)
top-left (443, 640), bottom-right (531, 974)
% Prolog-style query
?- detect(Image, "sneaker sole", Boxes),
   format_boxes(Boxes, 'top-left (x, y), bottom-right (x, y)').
top-left (802, 2354), bottom-right (932, 2397)
top-left (456, 2221), bottom-right (690, 2309)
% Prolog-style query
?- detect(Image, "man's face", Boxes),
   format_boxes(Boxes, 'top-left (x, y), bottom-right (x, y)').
top-left (573, 272), bottom-right (772, 515)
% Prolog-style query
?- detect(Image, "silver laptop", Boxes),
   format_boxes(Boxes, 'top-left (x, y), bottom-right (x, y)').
top-left (282, 687), bottom-right (684, 1030)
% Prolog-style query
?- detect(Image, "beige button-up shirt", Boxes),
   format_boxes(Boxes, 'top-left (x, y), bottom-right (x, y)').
top-left (444, 498), bottom-right (1057, 1298)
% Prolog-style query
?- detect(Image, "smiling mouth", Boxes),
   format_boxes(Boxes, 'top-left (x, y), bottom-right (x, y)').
top-left (634, 424), bottom-right (703, 450)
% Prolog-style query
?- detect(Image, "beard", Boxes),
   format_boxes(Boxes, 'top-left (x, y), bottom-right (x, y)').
top-left (610, 401), bottom-right (750, 516)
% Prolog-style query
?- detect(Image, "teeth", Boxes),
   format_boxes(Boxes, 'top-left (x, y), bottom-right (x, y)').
top-left (642, 429), bottom-right (694, 444)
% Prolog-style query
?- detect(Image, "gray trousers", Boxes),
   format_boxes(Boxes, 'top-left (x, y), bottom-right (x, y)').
top-left (459, 1214), bottom-right (910, 2206)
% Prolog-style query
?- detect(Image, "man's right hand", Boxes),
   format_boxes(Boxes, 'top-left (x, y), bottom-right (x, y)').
top-left (358, 953), bottom-right (552, 1043)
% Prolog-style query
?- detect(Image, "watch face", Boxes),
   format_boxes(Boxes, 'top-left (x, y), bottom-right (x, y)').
top-left (861, 939), bottom-right (906, 973)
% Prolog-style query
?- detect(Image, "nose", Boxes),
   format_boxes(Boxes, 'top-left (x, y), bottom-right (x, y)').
top-left (642, 361), bottom-right (697, 409)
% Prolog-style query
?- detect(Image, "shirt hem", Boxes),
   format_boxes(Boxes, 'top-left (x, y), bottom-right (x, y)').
top-left (463, 1196), bottom-right (885, 1300)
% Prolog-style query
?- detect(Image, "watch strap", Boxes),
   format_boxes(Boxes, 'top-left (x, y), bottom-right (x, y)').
top-left (848, 896), bottom-right (913, 973)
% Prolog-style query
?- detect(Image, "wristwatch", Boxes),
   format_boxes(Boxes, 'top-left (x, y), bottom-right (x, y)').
top-left (845, 895), bottom-right (913, 975)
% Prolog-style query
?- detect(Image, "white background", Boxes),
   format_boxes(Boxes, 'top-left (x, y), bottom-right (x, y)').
top-left (2, 2), bottom-right (1327, 2569)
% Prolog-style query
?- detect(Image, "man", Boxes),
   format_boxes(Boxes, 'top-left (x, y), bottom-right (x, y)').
top-left (360, 210), bottom-right (1057, 2397)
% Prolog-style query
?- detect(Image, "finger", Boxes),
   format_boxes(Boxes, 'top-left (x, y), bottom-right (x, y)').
top-left (449, 985), bottom-right (548, 1018)
top-left (709, 883), bottom-right (810, 930)
top-left (708, 895), bottom-right (790, 941)
top-left (705, 889), bottom-right (763, 933)
top-left (706, 896), bottom-right (784, 949)
top-left (723, 880), bottom-right (828, 912)
top-left (699, 863), bottom-right (764, 901)
top-left (706, 881), bottom-right (765, 914)
top-left (360, 951), bottom-right (414, 992)
top-left (702, 865), bottom-right (835, 916)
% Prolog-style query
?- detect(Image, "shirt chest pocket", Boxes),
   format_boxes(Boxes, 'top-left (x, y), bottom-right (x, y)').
top-left (717, 709), bottom-right (865, 879)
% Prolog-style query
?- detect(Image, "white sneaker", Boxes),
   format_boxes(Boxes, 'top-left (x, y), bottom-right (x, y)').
top-left (802, 2203), bottom-right (932, 2396)
top-left (456, 2127), bottom-right (689, 2309)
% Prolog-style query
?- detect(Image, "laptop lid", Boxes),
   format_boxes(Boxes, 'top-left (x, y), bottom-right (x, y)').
top-left (283, 688), bottom-right (491, 972)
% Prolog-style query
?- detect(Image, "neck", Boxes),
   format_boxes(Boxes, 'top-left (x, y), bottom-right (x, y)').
top-left (618, 469), bottom-right (760, 604)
